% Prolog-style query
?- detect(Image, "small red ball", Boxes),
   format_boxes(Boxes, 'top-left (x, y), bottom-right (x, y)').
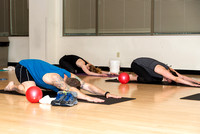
top-left (118, 72), bottom-right (130, 84)
top-left (26, 86), bottom-right (43, 103)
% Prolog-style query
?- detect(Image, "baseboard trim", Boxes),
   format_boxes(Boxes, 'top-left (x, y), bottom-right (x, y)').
top-left (97, 66), bottom-right (200, 75)
top-left (8, 62), bottom-right (200, 75)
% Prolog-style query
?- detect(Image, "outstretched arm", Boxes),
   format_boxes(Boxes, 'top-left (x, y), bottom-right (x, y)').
top-left (43, 73), bottom-right (105, 102)
top-left (82, 82), bottom-right (121, 98)
top-left (155, 65), bottom-right (200, 87)
top-left (81, 65), bottom-right (107, 76)
top-left (170, 68), bottom-right (200, 84)
top-left (101, 70), bottom-right (119, 75)
top-left (77, 59), bottom-right (107, 76)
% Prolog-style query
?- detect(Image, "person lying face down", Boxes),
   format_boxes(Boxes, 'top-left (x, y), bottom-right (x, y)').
top-left (59, 55), bottom-right (117, 76)
top-left (4, 59), bottom-right (121, 103)
top-left (129, 57), bottom-right (200, 87)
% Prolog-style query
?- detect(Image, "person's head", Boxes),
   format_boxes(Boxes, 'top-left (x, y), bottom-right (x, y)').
top-left (88, 64), bottom-right (102, 74)
top-left (65, 78), bottom-right (81, 89)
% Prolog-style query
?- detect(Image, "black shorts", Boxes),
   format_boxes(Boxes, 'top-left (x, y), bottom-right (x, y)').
top-left (15, 64), bottom-right (34, 83)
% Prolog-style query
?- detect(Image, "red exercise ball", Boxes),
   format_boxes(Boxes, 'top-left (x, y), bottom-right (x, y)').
top-left (26, 86), bottom-right (43, 103)
top-left (118, 72), bottom-right (130, 84)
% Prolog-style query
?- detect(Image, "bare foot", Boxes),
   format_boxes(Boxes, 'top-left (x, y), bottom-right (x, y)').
top-left (4, 81), bottom-right (15, 91)
top-left (129, 74), bottom-right (137, 81)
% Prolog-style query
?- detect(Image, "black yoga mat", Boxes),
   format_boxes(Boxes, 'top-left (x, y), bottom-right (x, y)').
top-left (105, 78), bottom-right (200, 87)
top-left (76, 73), bottom-right (118, 77)
top-left (180, 93), bottom-right (200, 101)
top-left (0, 90), bottom-right (57, 97)
top-left (78, 95), bottom-right (135, 105)
top-left (0, 90), bottom-right (135, 105)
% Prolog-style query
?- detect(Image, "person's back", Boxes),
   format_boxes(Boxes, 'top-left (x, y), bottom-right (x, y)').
top-left (20, 59), bottom-right (71, 91)
top-left (132, 57), bottom-right (169, 79)
top-left (59, 55), bottom-right (88, 73)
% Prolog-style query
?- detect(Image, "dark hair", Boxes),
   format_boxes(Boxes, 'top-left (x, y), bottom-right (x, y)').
top-left (169, 70), bottom-right (178, 84)
top-left (89, 64), bottom-right (102, 74)
top-left (65, 78), bottom-right (81, 89)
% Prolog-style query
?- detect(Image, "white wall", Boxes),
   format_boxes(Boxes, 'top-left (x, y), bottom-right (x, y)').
top-left (57, 35), bottom-right (200, 70)
top-left (8, 37), bottom-right (29, 62)
top-left (7, 0), bottom-right (200, 70)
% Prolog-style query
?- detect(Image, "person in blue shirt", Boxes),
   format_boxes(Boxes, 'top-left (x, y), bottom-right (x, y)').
top-left (4, 59), bottom-right (121, 103)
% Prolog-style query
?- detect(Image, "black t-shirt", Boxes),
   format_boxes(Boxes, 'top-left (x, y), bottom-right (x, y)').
top-left (60, 55), bottom-right (89, 73)
top-left (133, 57), bottom-right (169, 79)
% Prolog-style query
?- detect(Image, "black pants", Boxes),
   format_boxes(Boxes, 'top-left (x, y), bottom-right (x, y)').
top-left (131, 62), bottom-right (162, 83)
top-left (15, 64), bottom-right (34, 83)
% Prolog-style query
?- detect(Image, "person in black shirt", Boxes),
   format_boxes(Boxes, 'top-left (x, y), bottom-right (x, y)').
top-left (129, 57), bottom-right (200, 87)
top-left (59, 55), bottom-right (116, 76)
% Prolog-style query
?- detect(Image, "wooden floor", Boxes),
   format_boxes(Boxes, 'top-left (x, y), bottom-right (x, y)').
top-left (1, 70), bottom-right (200, 134)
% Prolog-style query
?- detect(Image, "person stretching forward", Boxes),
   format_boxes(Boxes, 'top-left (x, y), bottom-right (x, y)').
top-left (4, 59), bottom-right (121, 103)
top-left (129, 57), bottom-right (200, 87)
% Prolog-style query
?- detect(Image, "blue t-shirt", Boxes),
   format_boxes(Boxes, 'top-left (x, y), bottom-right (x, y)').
top-left (19, 59), bottom-right (71, 92)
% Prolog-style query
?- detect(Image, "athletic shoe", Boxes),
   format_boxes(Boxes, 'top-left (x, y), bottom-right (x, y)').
top-left (51, 91), bottom-right (68, 106)
top-left (60, 91), bottom-right (78, 107)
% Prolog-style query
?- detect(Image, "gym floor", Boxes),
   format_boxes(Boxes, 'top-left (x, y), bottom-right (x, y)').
top-left (1, 70), bottom-right (200, 134)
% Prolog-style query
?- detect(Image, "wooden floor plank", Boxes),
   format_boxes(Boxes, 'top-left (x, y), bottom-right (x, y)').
top-left (1, 70), bottom-right (200, 134)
